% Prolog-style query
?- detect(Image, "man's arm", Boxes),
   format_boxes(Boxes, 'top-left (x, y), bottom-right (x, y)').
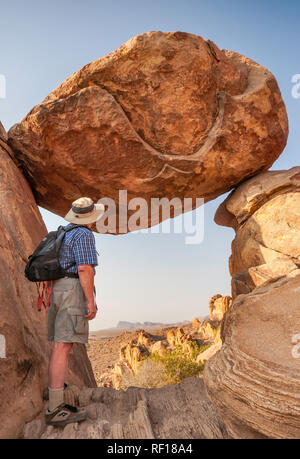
top-left (78, 264), bottom-right (97, 320)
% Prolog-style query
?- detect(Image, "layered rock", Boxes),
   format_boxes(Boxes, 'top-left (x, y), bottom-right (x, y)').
top-left (209, 294), bottom-right (232, 321)
top-left (215, 167), bottom-right (300, 298)
top-left (205, 272), bottom-right (300, 439)
top-left (0, 122), bottom-right (96, 439)
top-left (23, 378), bottom-right (228, 439)
top-left (8, 31), bottom-right (288, 233)
top-left (204, 168), bottom-right (300, 439)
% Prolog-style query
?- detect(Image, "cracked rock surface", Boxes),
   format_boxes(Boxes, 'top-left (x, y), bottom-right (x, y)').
top-left (23, 377), bottom-right (229, 439)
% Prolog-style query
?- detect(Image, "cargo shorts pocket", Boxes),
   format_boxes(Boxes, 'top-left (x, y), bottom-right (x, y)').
top-left (67, 307), bottom-right (88, 335)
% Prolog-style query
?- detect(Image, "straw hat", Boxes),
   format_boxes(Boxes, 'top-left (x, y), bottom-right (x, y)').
top-left (64, 197), bottom-right (105, 224)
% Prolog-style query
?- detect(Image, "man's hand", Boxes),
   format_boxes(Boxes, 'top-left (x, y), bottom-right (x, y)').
top-left (85, 301), bottom-right (97, 320)
top-left (78, 264), bottom-right (97, 321)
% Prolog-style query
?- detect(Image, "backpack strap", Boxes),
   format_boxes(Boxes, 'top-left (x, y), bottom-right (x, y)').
top-left (37, 282), bottom-right (46, 311)
top-left (36, 280), bottom-right (53, 312)
top-left (58, 224), bottom-right (93, 275)
top-left (45, 281), bottom-right (53, 313)
top-left (62, 224), bottom-right (93, 233)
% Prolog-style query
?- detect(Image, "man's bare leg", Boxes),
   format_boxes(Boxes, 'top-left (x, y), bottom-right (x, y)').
top-left (48, 342), bottom-right (73, 411)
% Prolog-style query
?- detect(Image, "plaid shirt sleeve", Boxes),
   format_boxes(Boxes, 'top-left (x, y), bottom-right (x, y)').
top-left (73, 231), bottom-right (98, 267)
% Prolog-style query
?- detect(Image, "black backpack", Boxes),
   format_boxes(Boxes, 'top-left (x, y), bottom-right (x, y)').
top-left (25, 224), bottom-right (92, 282)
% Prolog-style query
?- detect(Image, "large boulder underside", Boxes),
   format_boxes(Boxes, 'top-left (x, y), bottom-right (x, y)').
top-left (8, 31), bottom-right (288, 232)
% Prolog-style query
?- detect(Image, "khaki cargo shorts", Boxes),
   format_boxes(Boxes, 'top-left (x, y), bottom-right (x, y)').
top-left (48, 277), bottom-right (89, 344)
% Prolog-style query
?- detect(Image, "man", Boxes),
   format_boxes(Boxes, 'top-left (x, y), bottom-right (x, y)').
top-left (45, 197), bottom-right (104, 426)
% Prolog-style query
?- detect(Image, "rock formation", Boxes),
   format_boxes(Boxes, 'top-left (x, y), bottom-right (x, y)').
top-left (1, 29), bottom-right (295, 439)
top-left (215, 167), bottom-right (300, 298)
top-left (204, 168), bottom-right (300, 439)
top-left (0, 122), bottom-right (96, 439)
top-left (119, 331), bottom-right (152, 373)
top-left (8, 31), bottom-right (288, 233)
top-left (23, 378), bottom-right (228, 439)
top-left (151, 340), bottom-right (168, 357)
top-left (110, 326), bottom-right (215, 390)
top-left (192, 317), bottom-right (201, 329)
top-left (197, 320), bottom-right (218, 341)
top-left (209, 294), bottom-right (232, 321)
top-left (197, 342), bottom-right (222, 364)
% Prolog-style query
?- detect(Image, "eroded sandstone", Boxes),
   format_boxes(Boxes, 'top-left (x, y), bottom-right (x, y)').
top-left (205, 168), bottom-right (300, 439)
top-left (23, 378), bottom-right (229, 439)
top-left (0, 123), bottom-right (96, 439)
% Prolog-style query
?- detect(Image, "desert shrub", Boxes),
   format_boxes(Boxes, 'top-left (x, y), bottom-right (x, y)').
top-left (119, 358), bottom-right (167, 390)
top-left (150, 342), bottom-right (206, 385)
top-left (119, 341), bottom-right (211, 389)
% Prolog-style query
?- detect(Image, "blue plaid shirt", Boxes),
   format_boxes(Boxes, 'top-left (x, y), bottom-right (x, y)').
top-left (59, 223), bottom-right (98, 274)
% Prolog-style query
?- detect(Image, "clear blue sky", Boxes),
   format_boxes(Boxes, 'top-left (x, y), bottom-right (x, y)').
top-left (1, 0), bottom-right (299, 329)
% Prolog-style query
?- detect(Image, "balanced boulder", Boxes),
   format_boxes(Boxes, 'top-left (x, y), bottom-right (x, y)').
top-left (8, 31), bottom-right (288, 232)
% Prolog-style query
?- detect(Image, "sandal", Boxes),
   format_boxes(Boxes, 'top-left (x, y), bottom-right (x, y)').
top-left (45, 403), bottom-right (88, 426)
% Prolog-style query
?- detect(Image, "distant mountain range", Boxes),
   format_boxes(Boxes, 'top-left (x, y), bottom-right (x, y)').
top-left (116, 320), bottom-right (190, 330)
top-left (90, 317), bottom-right (208, 340)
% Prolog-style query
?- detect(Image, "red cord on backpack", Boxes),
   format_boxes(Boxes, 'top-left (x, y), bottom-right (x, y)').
top-left (37, 281), bottom-right (53, 312)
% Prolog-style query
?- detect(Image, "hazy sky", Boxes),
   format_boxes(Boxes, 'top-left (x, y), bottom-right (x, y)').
top-left (1, 0), bottom-right (299, 329)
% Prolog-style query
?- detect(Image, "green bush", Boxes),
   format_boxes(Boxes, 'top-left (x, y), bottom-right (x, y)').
top-left (118, 341), bottom-right (211, 390)
top-left (150, 342), bottom-right (207, 385)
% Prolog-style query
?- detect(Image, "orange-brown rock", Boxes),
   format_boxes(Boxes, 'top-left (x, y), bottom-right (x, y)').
top-left (151, 340), bottom-right (168, 357)
top-left (204, 271), bottom-right (300, 439)
top-left (112, 362), bottom-right (128, 390)
top-left (137, 330), bottom-right (151, 348)
top-left (205, 169), bottom-right (300, 438)
top-left (198, 320), bottom-right (218, 341)
top-left (166, 327), bottom-right (193, 348)
top-left (175, 327), bottom-right (192, 345)
top-left (8, 31), bottom-right (288, 233)
top-left (166, 330), bottom-right (176, 347)
top-left (120, 339), bottom-right (149, 374)
top-left (0, 123), bottom-right (96, 439)
top-left (192, 317), bottom-right (201, 329)
top-left (209, 295), bottom-right (232, 321)
top-left (215, 167), bottom-right (300, 298)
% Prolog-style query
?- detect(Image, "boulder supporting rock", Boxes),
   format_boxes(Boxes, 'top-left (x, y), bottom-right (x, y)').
top-left (0, 123), bottom-right (96, 439)
top-left (204, 272), bottom-right (300, 439)
top-left (205, 168), bottom-right (300, 439)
